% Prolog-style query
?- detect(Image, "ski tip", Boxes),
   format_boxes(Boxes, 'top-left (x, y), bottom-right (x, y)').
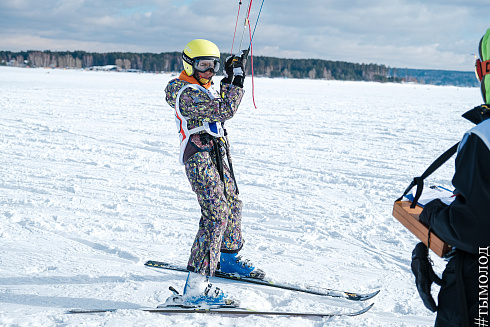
top-left (305, 286), bottom-right (380, 301)
top-left (362, 289), bottom-right (380, 300)
top-left (350, 303), bottom-right (374, 316)
top-left (345, 289), bottom-right (380, 301)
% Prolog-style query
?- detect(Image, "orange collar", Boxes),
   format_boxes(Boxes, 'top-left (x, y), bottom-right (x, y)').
top-left (178, 71), bottom-right (212, 89)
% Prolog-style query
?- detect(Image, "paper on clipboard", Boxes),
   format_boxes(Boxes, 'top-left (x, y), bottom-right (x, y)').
top-left (404, 186), bottom-right (456, 207)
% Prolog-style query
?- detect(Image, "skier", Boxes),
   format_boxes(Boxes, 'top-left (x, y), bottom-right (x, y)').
top-left (163, 39), bottom-right (264, 307)
top-left (410, 28), bottom-right (490, 327)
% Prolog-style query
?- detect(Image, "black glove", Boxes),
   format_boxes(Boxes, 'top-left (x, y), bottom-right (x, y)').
top-left (418, 199), bottom-right (447, 225)
top-left (221, 55), bottom-right (235, 84)
top-left (232, 50), bottom-right (248, 88)
top-left (411, 242), bottom-right (443, 312)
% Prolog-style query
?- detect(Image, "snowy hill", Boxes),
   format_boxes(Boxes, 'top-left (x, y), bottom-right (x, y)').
top-left (0, 66), bottom-right (479, 326)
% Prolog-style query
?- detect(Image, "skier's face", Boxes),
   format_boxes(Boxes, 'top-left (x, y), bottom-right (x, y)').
top-left (197, 70), bottom-right (214, 80)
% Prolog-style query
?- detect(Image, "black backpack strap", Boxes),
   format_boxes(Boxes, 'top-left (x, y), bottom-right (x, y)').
top-left (211, 135), bottom-right (240, 197)
top-left (223, 135), bottom-right (239, 195)
top-left (396, 142), bottom-right (459, 207)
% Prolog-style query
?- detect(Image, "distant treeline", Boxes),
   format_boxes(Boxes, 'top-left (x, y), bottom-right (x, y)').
top-left (0, 50), bottom-right (478, 87)
top-left (390, 68), bottom-right (478, 87)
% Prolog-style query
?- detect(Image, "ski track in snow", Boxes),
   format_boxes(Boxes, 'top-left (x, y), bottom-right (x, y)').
top-left (0, 66), bottom-right (479, 326)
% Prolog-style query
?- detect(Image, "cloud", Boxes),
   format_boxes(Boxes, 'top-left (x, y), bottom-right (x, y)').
top-left (249, 0), bottom-right (486, 70)
top-left (0, 34), bottom-right (152, 53)
top-left (0, 0), bottom-right (489, 71)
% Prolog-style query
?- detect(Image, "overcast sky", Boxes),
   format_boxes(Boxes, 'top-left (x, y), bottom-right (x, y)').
top-left (1, 0), bottom-right (489, 71)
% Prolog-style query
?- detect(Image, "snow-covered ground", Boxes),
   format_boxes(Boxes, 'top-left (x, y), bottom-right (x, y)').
top-left (0, 66), bottom-right (480, 326)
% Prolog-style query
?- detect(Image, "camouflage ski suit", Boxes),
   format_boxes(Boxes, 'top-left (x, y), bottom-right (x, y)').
top-left (165, 73), bottom-right (245, 276)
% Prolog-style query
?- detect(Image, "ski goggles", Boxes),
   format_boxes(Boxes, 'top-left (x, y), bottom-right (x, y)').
top-left (193, 57), bottom-right (220, 74)
top-left (475, 58), bottom-right (490, 82)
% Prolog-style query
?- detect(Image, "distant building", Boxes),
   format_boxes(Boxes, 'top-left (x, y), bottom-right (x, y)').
top-left (88, 65), bottom-right (118, 71)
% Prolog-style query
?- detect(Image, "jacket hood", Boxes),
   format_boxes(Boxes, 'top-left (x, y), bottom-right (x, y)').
top-left (462, 104), bottom-right (490, 125)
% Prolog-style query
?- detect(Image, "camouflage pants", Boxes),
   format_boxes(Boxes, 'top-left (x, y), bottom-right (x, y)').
top-left (184, 150), bottom-right (243, 276)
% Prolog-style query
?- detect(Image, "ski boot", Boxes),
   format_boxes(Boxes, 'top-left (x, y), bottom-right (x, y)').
top-left (218, 252), bottom-right (266, 279)
top-left (158, 272), bottom-right (238, 308)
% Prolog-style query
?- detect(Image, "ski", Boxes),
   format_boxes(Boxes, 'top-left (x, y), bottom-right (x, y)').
top-left (144, 260), bottom-right (379, 301)
top-left (68, 302), bottom-right (374, 317)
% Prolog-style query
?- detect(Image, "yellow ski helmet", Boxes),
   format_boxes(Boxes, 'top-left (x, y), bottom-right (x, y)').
top-left (182, 39), bottom-right (220, 77)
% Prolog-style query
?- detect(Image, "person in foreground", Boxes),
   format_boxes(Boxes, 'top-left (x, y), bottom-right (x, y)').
top-left (411, 29), bottom-right (490, 327)
top-left (162, 39), bottom-right (264, 307)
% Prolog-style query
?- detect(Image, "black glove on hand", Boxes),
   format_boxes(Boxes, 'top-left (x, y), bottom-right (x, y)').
top-left (232, 50), bottom-right (248, 88)
top-left (418, 199), bottom-right (447, 225)
top-left (411, 242), bottom-right (443, 312)
top-left (221, 55), bottom-right (235, 84)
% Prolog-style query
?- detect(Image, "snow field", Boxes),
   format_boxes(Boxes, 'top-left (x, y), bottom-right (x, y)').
top-left (0, 66), bottom-right (480, 326)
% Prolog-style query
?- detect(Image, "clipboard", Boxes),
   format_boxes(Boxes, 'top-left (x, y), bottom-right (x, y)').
top-left (392, 201), bottom-right (453, 257)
